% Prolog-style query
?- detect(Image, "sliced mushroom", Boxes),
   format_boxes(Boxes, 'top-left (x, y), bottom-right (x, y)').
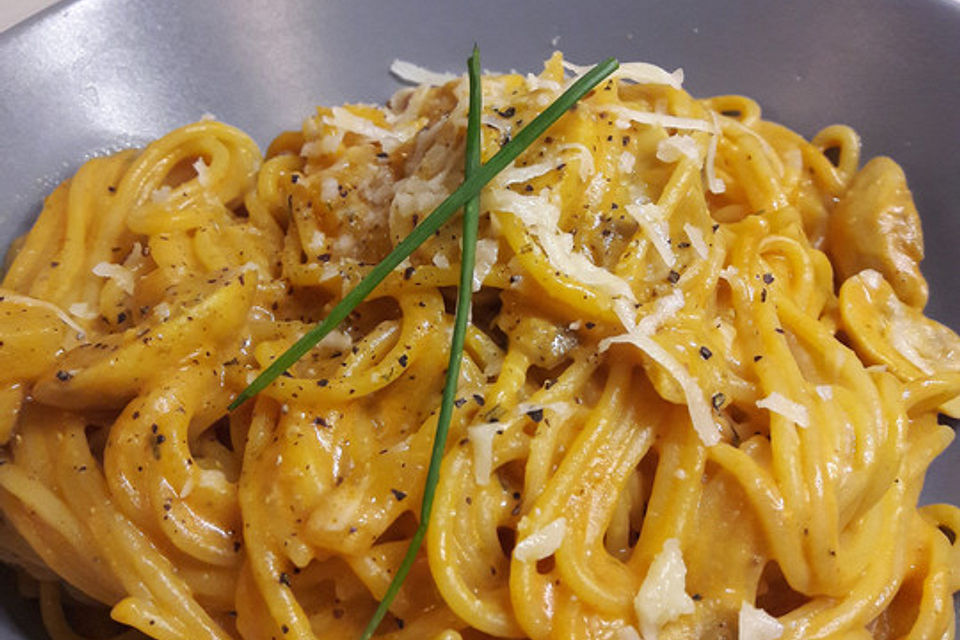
top-left (838, 269), bottom-right (960, 380)
top-left (829, 157), bottom-right (927, 308)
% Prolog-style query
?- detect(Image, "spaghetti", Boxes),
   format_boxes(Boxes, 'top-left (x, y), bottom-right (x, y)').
top-left (0, 52), bottom-right (958, 639)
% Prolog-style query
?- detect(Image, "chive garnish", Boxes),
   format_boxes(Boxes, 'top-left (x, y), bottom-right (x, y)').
top-left (357, 45), bottom-right (483, 640)
top-left (227, 55), bottom-right (618, 410)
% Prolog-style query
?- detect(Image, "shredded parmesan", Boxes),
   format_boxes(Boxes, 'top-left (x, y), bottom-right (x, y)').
top-left (657, 135), bottom-right (701, 163)
top-left (559, 142), bottom-right (595, 181)
top-left (192, 157), bottom-right (210, 187)
top-left (625, 202), bottom-right (676, 268)
top-left (390, 59), bottom-right (459, 86)
top-left (607, 105), bottom-right (715, 134)
top-left (514, 517), bottom-right (567, 562)
top-left (615, 626), bottom-right (642, 640)
top-left (468, 422), bottom-right (501, 485)
top-left (151, 185), bottom-right (172, 204)
top-left (0, 293), bottom-right (87, 338)
top-left (472, 239), bottom-right (499, 292)
top-left (705, 113), bottom-right (726, 194)
top-left (738, 602), bottom-right (783, 640)
top-left (815, 385), bottom-right (833, 400)
top-left (562, 59), bottom-right (683, 90)
top-left (153, 302), bottom-right (171, 320)
top-left (323, 107), bottom-right (409, 153)
top-left (92, 262), bottom-right (135, 296)
top-left (683, 223), bottom-right (709, 260)
top-left (602, 330), bottom-right (720, 446)
top-left (432, 253), bottom-right (450, 269)
top-left (619, 151), bottom-right (637, 174)
top-left (68, 302), bottom-right (98, 320)
top-left (634, 538), bottom-right (696, 640)
top-left (756, 392), bottom-right (810, 428)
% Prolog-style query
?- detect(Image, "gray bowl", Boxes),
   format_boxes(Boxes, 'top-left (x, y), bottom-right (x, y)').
top-left (1, 0), bottom-right (958, 636)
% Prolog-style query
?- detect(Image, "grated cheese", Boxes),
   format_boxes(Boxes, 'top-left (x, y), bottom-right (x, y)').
top-left (634, 538), bottom-right (696, 640)
top-left (432, 253), bottom-right (450, 269)
top-left (498, 161), bottom-right (555, 186)
top-left (625, 202), bottom-right (676, 268)
top-left (705, 113), bottom-right (726, 194)
top-left (615, 626), bottom-right (642, 640)
top-left (472, 239), bottom-right (499, 292)
top-left (657, 135), bottom-right (701, 163)
top-left (514, 517), bottom-right (567, 562)
top-left (756, 392), bottom-right (810, 428)
top-left (607, 105), bottom-right (715, 134)
top-left (619, 151), bottom-right (637, 174)
top-left (815, 385), bottom-right (833, 400)
top-left (485, 188), bottom-right (636, 304)
top-left (91, 262), bottom-right (135, 296)
top-left (153, 302), bottom-right (171, 321)
top-left (0, 293), bottom-right (87, 339)
top-left (323, 107), bottom-right (409, 153)
top-left (559, 143), bottom-right (596, 181)
top-left (192, 157), bottom-right (210, 187)
top-left (738, 601), bottom-right (783, 640)
top-left (67, 302), bottom-right (98, 320)
top-left (389, 59), bottom-right (459, 86)
top-left (151, 185), bottom-right (172, 204)
top-left (562, 59), bottom-right (683, 90)
top-left (468, 422), bottom-right (501, 485)
top-left (602, 330), bottom-right (720, 446)
top-left (683, 223), bottom-right (709, 260)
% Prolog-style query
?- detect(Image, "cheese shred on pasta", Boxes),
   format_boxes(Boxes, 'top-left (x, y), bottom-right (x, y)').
top-left (0, 52), bottom-right (958, 640)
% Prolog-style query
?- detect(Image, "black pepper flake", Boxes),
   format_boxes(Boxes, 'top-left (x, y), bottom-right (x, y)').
top-left (278, 572), bottom-right (291, 587)
top-left (55, 370), bottom-right (72, 382)
top-left (454, 397), bottom-right (467, 408)
top-left (313, 417), bottom-right (328, 428)
top-left (50, 261), bottom-right (60, 267)
top-left (151, 423), bottom-right (159, 434)
top-left (396, 618), bottom-right (405, 630)
top-left (117, 311), bottom-right (127, 324)
top-left (398, 354), bottom-right (408, 367)
top-left (495, 106), bottom-right (516, 118)
top-left (699, 346), bottom-right (713, 360)
top-left (585, 322), bottom-right (595, 329)
top-left (290, 173), bottom-right (300, 183)
top-left (760, 288), bottom-right (767, 303)
top-left (317, 253), bottom-right (331, 262)
top-left (775, 327), bottom-right (785, 334)
top-left (316, 378), bottom-right (329, 387)
top-left (711, 392), bottom-right (726, 410)
top-left (692, 593), bottom-right (702, 601)
top-left (107, 185), bottom-right (117, 193)
top-left (155, 434), bottom-right (166, 444)
top-left (753, 355), bottom-right (763, 362)
top-left (473, 394), bottom-right (485, 406)
top-left (234, 541), bottom-right (242, 552)
top-left (333, 608), bottom-right (344, 619)
top-left (403, 266), bottom-right (415, 280)
top-left (526, 408), bottom-right (544, 423)
top-left (712, 224), bottom-right (719, 232)
top-left (390, 488), bottom-right (407, 501)
top-left (667, 270), bottom-right (680, 284)
top-left (281, 625), bottom-right (289, 634)
top-left (762, 272), bottom-right (775, 284)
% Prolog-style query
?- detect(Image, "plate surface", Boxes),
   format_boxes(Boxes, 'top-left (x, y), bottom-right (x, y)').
top-left (1, 0), bottom-right (958, 636)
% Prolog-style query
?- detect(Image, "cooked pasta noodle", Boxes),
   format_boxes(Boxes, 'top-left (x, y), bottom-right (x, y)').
top-left (0, 52), bottom-right (958, 640)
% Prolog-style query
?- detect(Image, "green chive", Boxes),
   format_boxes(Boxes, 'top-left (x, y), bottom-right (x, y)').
top-left (227, 55), bottom-right (617, 411)
top-left (357, 44), bottom-right (483, 640)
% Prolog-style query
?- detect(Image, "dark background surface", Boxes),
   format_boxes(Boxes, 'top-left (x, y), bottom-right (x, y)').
top-left (0, 0), bottom-right (958, 636)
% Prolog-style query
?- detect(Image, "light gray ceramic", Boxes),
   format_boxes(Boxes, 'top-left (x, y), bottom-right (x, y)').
top-left (0, 0), bottom-right (958, 636)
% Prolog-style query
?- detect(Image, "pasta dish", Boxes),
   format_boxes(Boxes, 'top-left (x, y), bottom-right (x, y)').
top-left (0, 53), bottom-right (957, 639)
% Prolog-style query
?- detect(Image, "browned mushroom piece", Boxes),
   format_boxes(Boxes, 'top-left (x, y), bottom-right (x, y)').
top-left (828, 157), bottom-right (928, 308)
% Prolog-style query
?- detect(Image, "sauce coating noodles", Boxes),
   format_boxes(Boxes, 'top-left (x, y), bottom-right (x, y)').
top-left (0, 53), bottom-right (958, 640)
